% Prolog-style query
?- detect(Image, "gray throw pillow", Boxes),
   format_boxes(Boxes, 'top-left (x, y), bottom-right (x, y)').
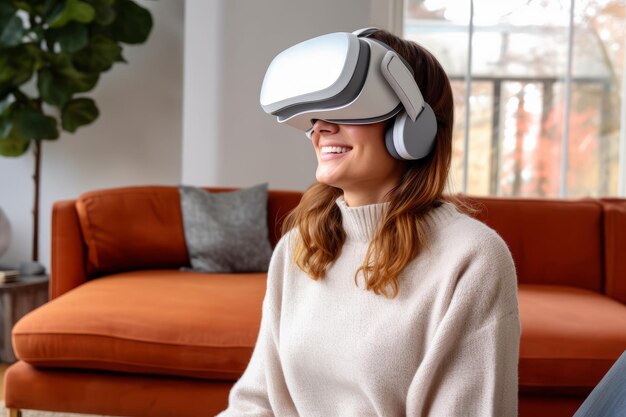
top-left (179, 183), bottom-right (274, 273)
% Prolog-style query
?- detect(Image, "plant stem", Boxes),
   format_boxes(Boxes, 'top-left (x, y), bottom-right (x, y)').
top-left (32, 139), bottom-right (41, 262)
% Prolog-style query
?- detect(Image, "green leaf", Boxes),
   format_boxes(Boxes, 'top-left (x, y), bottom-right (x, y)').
top-left (0, 3), bottom-right (17, 16)
top-left (90, 0), bottom-right (116, 25)
top-left (0, 45), bottom-right (36, 98)
top-left (0, 96), bottom-right (13, 114)
top-left (48, 0), bottom-right (95, 28)
top-left (0, 86), bottom-right (11, 103)
top-left (55, 53), bottom-right (99, 92)
top-left (23, 42), bottom-right (45, 72)
top-left (61, 97), bottom-right (98, 132)
top-left (0, 116), bottom-right (12, 139)
top-left (72, 34), bottom-right (121, 72)
top-left (115, 52), bottom-right (127, 64)
top-left (37, 68), bottom-right (73, 106)
top-left (108, 0), bottom-right (152, 44)
top-left (31, 25), bottom-right (45, 40)
top-left (0, 14), bottom-right (25, 48)
top-left (48, 22), bottom-right (88, 53)
top-left (0, 102), bottom-right (31, 156)
top-left (13, 2), bottom-right (33, 13)
top-left (43, 0), bottom-right (65, 22)
top-left (37, 52), bottom-right (100, 107)
top-left (0, 95), bottom-right (14, 124)
top-left (13, 107), bottom-right (59, 140)
top-left (0, 134), bottom-right (31, 156)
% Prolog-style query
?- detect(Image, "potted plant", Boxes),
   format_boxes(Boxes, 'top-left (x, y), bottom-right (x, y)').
top-left (0, 0), bottom-right (154, 266)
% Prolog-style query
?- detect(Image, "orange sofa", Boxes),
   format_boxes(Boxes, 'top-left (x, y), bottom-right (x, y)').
top-left (4, 186), bottom-right (626, 417)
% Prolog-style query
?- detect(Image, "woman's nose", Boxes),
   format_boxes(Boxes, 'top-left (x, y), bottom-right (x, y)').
top-left (311, 119), bottom-right (339, 136)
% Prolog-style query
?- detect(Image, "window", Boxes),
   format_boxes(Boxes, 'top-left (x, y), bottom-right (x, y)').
top-left (404, 0), bottom-right (625, 197)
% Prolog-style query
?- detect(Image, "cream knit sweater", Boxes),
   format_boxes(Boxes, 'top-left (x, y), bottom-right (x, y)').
top-left (217, 196), bottom-right (521, 417)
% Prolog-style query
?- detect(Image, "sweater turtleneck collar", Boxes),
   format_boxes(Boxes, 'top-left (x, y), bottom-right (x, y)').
top-left (335, 195), bottom-right (390, 242)
top-left (335, 195), bottom-right (459, 242)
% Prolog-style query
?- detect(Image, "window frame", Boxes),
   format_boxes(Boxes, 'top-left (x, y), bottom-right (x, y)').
top-left (394, 0), bottom-right (626, 197)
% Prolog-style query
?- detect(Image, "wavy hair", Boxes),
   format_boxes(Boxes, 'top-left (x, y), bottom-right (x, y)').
top-left (282, 29), bottom-right (456, 299)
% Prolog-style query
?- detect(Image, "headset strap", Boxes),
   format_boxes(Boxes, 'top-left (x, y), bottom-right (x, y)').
top-left (352, 27), bottom-right (381, 38)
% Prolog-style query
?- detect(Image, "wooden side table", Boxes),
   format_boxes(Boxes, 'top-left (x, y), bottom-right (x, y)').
top-left (0, 275), bottom-right (49, 363)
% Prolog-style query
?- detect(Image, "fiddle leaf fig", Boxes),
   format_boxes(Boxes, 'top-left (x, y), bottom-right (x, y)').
top-left (45, 53), bottom-right (100, 96)
top-left (108, 0), bottom-right (152, 44)
top-left (13, 2), bottom-right (35, 13)
top-left (0, 0), bottom-right (154, 265)
top-left (0, 115), bottom-right (12, 140)
top-left (72, 34), bottom-right (122, 72)
top-left (0, 102), bottom-right (32, 156)
top-left (0, 45), bottom-right (37, 100)
top-left (61, 97), bottom-right (98, 132)
top-left (0, 134), bottom-right (31, 156)
top-left (37, 68), bottom-right (73, 107)
top-left (0, 1), bottom-right (17, 42)
top-left (0, 14), bottom-right (25, 47)
top-left (0, 0), bottom-right (153, 158)
top-left (13, 107), bottom-right (59, 140)
top-left (48, 22), bottom-right (89, 53)
top-left (91, 0), bottom-right (116, 25)
top-left (0, 3), bottom-right (16, 15)
top-left (0, 96), bottom-right (11, 114)
top-left (47, 0), bottom-right (95, 28)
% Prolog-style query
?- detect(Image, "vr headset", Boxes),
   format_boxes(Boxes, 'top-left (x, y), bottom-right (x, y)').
top-left (259, 27), bottom-right (437, 161)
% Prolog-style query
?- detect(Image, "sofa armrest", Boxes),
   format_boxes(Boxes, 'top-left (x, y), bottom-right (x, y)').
top-left (602, 199), bottom-right (626, 305)
top-left (51, 200), bottom-right (88, 300)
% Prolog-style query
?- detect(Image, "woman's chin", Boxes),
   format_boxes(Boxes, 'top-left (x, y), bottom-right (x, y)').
top-left (316, 177), bottom-right (336, 187)
top-left (315, 170), bottom-right (342, 188)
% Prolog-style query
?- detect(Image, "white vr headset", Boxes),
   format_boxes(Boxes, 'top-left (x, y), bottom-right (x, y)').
top-left (259, 27), bottom-right (438, 160)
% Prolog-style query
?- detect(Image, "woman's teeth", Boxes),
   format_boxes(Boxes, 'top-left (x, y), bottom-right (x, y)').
top-left (321, 146), bottom-right (351, 154)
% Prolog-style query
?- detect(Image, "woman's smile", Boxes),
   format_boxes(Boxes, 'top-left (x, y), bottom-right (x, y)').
top-left (319, 146), bottom-right (353, 162)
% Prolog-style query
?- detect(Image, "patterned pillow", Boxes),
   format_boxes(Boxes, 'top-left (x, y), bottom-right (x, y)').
top-left (179, 183), bottom-right (273, 273)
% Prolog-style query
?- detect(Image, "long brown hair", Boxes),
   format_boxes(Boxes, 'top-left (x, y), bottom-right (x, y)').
top-left (282, 29), bottom-right (455, 299)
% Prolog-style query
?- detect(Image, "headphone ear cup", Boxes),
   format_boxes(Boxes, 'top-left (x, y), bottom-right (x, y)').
top-left (385, 104), bottom-right (437, 160)
top-left (385, 118), bottom-right (403, 160)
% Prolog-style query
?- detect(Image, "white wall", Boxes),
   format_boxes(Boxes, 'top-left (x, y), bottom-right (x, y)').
top-left (182, 0), bottom-right (393, 190)
top-left (0, 0), bottom-right (185, 269)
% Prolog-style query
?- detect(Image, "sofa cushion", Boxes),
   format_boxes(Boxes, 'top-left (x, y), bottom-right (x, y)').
top-left (179, 184), bottom-right (274, 273)
top-left (75, 186), bottom-right (303, 277)
top-left (16, 274), bottom-right (626, 391)
top-left (13, 271), bottom-right (267, 380)
top-left (467, 197), bottom-right (604, 292)
top-left (518, 283), bottom-right (626, 394)
top-left (76, 187), bottom-right (190, 276)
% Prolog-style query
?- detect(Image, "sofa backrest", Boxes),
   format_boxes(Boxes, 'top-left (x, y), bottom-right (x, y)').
top-left (463, 196), bottom-right (604, 293)
top-left (67, 186), bottom-right (621, 298)
top-left (601, 198), bottom-right (626, 304)
top-left (76, 186), bottom-right (303, 276)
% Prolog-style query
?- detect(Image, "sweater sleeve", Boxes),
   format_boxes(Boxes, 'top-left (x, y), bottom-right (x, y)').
top-left (406, 227), bottom-right (522, 417)
top-left (215, 234), bottom-right (298, 417)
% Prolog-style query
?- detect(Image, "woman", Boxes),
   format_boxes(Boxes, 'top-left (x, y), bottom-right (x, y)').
top-left (217, 28), bottom-right (521, 417)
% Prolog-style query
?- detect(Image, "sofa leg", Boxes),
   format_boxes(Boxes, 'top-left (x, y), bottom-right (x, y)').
top-left (7, 409), bottom-right (22, 417)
